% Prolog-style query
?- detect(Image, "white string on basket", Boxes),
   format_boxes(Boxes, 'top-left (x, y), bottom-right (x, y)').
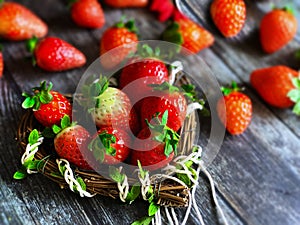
top-left (169, 61), bottom-right (183, 85)
top-left (56, 159), bottom-right (96, 198)
top-left (116, 167), bottom-right (130, 202)
top-left (187, 102), bottom-right (203, 115)
top-left (138, 169), bottom-right (151, 201)
top-left (20, 137), bottom-right (44, 174)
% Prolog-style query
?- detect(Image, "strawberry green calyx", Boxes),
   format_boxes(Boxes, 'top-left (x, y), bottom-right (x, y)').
top-left (281, 5), bottom-right (295, 15)
top-left (149, 81), bottom-right (179, 93)
top-left (146, 110), bottom-right (180, 157)
top-left (115, 18), bottom-right (138, 34)
top-left (0, 0), bottom-right (4, 7)
top-left (22, 81), bottom-right (53, 110)
top-left (52, 114), bottom-right (75, 134)
top-left (287, 77), bottom-right (300, 115)
top-left (0, 44), bottom-right (3, 52)
top-left (137, 44), bottom-right (161, 59)
top-left (162, 22), bottom-right (183, 47)
top-left (88, 131), bottom-right (117, 162)
top-left (86, 75), bottom-right (109, 110)
top-left (221, 81), bottom-right (242, 96)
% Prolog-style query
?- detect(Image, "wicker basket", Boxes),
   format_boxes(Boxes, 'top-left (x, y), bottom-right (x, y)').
top-left (16, 74), bottom-right (199, 208)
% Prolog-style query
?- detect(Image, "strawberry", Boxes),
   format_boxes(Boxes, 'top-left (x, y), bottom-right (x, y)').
top-left (0, 1), bottom-right (48, 41)
top-left (210, 0), bottom-right (246, 37)
top-left (53, 115), bottom-right (92, 170)
top-left (119, 45), bottom-right (169, 108)
top-left (0, 45), bottom-right (3, 78)
top-left (27, 37), bottom-right (86, 72)
top-left (150, 0), bottom-right (174, 22)
top-left (88, 126), bottom-right (131, 165)
top-left (217, 82), bottom-right (252, 135)
top-left (85, 77), bottom-right (139, 134)
top-left (70, 0), bottom-right (105, 29)
top-left (22, 81), bottom-right (72, 127)
top-left (162, 10), bottom-right (214, 53)
top-left (131, 111), bottom-right (178, 171)
top-left (104, 0), bottom-right (148, 8)
top-left (260, 8), bottom-right (297, 54)
top-left (100, 19), bottom-right (138, 69)
top-left (139, 82), bottom-right (187, 132)
top-left (250, 65), bottom-right (299, 110)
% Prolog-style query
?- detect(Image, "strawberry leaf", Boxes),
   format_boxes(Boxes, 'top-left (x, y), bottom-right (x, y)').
top-left (22, 97), bottom-right (35, 109)
top-left (109, 166), bottom-right (125, 183)
top-left (13, 170), bottom-right (27, 180)
top-left (61, 115), bottom-right (71, 129)
top-left (28, 129), bottom-right (40, 145)
top-left (52, 125), bottom-right (62, 134)
top-left (292, 101), bottom-right (300, 115)
top-left (148, 202), bottom-right (159, 216)
top-left (131, 216), bottom-right (153, 225)
top-left (75, 176), bottom-right (86, 192)
top-left (126, 183), bottom-right (141, 204)
top-left (137, 160), bottom-right (148, 179)
top-left (288, 77), bottom-right (300, 116)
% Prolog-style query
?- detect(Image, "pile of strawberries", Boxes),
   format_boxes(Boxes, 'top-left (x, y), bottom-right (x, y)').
top-left (0, 0), bottom-right (299, 143)
top-left (21, 47), bottom-right (193, 171)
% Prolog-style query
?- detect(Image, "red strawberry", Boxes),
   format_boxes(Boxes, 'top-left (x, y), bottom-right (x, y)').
top-left (217, 82), bottom-right (252, 135)
top-left (100, 19), bottom-right (138, 69)
top-left (119, 46), bottom-right (169, 107)
top-left (53, 115), bottom-right (92, 170)
top-left (250, 65), bottom-right (299, 109)
top-left (150, 0), bottom-right (174, 22)
top-left (0, 45), bottom-right (3, 77)
top-left (27, 37), bottom-right (86, 71)
top-left (210, 0), bottom-right (246, 37)
top-left (22, 81), bottom-right (72, 127)
top-left (139, 82), bottom-right (187, 132)
top-left (86, 77), bottom-right (139, 134)
top-left (70, 0), bottom-right (105, 29)
top-left (0, 1), bottom-right (48, 41)
top-left (88, 126), bottom-right (131, 165)
top-left (131, 111), bottom-right (178, 171)
top-left (104, 0), bottom-right (148, 8)
top-left (162, 10), bottom-right (214, 53)
top-left (260, 8), bottom-right (297, 54)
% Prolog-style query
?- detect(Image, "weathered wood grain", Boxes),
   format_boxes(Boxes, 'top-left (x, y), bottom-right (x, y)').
top-left (1, 0), bottom-right (300, 225)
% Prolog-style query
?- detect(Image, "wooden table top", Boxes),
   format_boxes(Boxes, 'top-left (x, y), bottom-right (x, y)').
top-left (0, 0), bottom-right (299, 224)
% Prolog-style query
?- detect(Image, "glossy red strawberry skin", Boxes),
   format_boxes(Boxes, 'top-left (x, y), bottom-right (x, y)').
top-left (100, 28), bottom-right (138, 69)
top-left (54, 125), bottom-right (92, 170)
top-left (131, 127), bottom-right (174, 171)
top-left (260, 9), bottom-right (297, 54)
top-left (0, 2), bottom-right (48, 41)
top-left (119, 58), bottom-right (169, 97)
top-left (71, 0), bottom-right (105, 29)
top-left (104, 0), bottom-right (148, 8)
top-left (210, 0), bottom-right (246, 37)
top-left (34, 37), bottom-right (86, 71)
top-left (33, 91), bottom-right (72, 127)
top-left (217, 92), bottom-right (252, 135)
top-left (93, 126), bottom-right (131, 165)
top-left (140, 90), bottom-right (187, 132)
top-left (250, 66), bottom-right (298, 108)
top-left (0, 51), bottom-right (3, 77)
top-left (175, 16), bottom-right (214, 53)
